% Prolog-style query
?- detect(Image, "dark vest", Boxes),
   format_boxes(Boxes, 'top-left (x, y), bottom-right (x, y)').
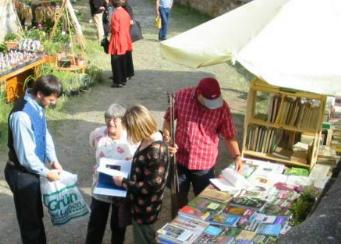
top-left (8, 97), bottom-right (47, 169)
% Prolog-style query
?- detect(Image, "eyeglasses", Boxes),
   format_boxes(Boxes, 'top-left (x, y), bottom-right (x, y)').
top-left (105, 117), bottom-right (121, 124)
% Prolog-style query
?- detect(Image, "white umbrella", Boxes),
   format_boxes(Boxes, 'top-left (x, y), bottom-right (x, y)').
top-left (161, 0), bottom-right (341, 96)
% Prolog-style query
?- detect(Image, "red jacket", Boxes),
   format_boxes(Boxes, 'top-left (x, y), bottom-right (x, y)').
top-left (108, 7), bottom-right (133, 55)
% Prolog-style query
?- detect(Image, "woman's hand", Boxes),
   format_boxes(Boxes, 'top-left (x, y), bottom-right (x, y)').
top-left (113, 175), bottom-right (124, 187)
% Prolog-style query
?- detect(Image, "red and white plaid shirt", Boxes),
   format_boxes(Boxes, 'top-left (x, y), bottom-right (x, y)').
top-left (164, 88), bottom-right (236, 170)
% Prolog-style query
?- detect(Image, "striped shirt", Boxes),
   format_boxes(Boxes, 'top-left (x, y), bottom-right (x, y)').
top-left (164, 88), bottom-right (236, 170)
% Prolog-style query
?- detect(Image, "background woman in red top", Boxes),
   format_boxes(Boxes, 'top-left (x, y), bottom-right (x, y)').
top-left (108, 0), bottom-right (133, 87)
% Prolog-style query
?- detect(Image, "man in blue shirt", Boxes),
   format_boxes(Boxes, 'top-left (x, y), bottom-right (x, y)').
top-left (156, 0), bottom-right (173, 41)
top-left (4, 75), bottom-right (63, 244)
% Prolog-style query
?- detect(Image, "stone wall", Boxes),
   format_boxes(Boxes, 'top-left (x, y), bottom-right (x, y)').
top-left (175, 0), bottom-right (252, 17)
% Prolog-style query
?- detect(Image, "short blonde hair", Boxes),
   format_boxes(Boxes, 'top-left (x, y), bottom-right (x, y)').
top-left (122, 105), bottom-right (158, 143)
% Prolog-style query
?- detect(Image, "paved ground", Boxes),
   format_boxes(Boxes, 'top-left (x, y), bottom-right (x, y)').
top-left (0, 0), bottom-right (249, 243)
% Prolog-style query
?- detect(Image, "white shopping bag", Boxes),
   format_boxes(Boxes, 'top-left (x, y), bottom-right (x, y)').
top-left (40, 171), bottom-right (90, 226)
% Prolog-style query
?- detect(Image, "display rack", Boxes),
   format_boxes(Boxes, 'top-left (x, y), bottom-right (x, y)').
top-left (0, 56), bottom-right (46, 102)
top-left (242, 79), bottom-right (327, 168)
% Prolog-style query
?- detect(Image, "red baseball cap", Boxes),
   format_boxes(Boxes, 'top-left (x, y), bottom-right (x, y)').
top-left (197, 77), bottom-right (223, 109)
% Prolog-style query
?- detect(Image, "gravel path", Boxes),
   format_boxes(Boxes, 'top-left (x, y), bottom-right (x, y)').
top-left (0, 0), bottom-right (249, 243)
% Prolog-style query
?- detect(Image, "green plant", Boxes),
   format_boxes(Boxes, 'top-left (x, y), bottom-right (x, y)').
top-left (4, 32), bottom-right (19, 41)
top-left (290, 186), bottom-right (320, 225)
top-left (0, 90), bottom-right (12, 148)
top-left (25, 28), bottom-right (47, 41)
top-left (0, 43), bottom-right (8, 53)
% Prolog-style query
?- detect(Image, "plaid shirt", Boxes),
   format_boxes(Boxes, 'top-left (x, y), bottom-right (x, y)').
top-left (164, 88), bottom-right (236, 170)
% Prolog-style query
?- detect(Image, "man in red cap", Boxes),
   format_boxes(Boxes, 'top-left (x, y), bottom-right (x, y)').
top-left (163, 77), bottom-right (243, 208)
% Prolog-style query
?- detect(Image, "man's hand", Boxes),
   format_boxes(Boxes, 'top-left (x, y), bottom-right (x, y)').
top-left (235, 156), bottom-right (243, 173)
top-left (162, 129), bottom-right (171, 143)
top-left (51, 161), bottom-right (63, 171)
top-left (46, 170), bottom-right (61, 181)
top-left (113, 176), bottom-right (124, 187)
top-left (168, 144), bottom-right (178, 156)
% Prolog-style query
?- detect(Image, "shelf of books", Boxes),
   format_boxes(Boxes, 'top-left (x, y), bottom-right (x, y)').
top-left (242, 79), bottom-right (327, 169)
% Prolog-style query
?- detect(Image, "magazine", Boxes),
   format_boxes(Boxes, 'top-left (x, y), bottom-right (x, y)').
top-left (93, 157), bottom-right (132, 197)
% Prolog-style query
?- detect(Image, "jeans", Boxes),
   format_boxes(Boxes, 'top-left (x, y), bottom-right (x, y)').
top-left (85, 198), bottom-right (127, 244)
top-left (177, 163), bottom-right (215, 208)
top-left (159, 7), bottom-right (170, 40)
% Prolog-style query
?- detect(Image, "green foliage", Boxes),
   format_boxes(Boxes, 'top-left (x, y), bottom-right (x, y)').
top-left (290, 186), bottom-right (320, 225)
top-left (24, 28), bottom-right (47, 42)
top-left (4, 33), bottom-right (20, 41)
top-left (0, 43), bottom-right (8, 53)
top-left (0, 90), bottom-right (12, 148)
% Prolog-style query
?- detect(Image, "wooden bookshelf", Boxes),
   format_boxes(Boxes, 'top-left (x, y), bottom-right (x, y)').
top-left (242, 79), bottom-right (327, 168)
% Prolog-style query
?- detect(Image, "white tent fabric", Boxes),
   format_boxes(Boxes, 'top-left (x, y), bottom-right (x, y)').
top-left (160, 0), bottom-right (341, 96)
top-left (0, 0), bottom-right (22, 42)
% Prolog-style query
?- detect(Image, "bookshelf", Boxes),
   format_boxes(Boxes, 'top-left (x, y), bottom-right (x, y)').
top-left (242, 79), bottom-right (327, 168)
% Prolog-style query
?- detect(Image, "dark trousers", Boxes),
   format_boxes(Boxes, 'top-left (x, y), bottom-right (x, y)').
top-left (132, 219), bottom-right (156, 244)
top-left (177, 163), bottom-right (215, 208)
top-left (85, 197), bottom-right (126, 244)
top-left (111, 54), bottom-right (127, 85)
top-left (4, 164), bottom-right (46, 244)
top-left (125, 51), bottom-right (134, 78)
top-left (159, 7), bottom-right (170, 40)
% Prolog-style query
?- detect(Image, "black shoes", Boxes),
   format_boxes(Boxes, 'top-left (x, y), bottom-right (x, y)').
top-left (111, 83), bottom-right (123, 88)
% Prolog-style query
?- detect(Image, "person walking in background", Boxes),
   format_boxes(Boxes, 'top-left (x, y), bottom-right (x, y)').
top-left (113, 105), bottom-right (170, 244)
top-left (162, 77), bottom-right (243, 209)
top-left (85, 104), bottom-right (138, 244)
top-left (89, 0), bottom-right (107, 42)
top-left (156, 0), bottom-right (173, 41)
top-left (121, 0), bottom-right (135, 79)
top-left (4, 75), bottom-right (63, 244)
top-left (108, 0), bottom-right (133, 87)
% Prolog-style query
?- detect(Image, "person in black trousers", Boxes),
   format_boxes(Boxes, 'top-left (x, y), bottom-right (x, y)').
top-left (4, 75), bottom-right (63, 244)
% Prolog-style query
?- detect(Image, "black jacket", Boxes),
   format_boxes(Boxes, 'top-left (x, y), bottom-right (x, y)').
top-left (89, 0), bottom-right (106, 16)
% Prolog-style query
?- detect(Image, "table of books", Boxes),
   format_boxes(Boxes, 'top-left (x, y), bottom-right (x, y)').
top-left (156, 158), bottom-right (331, 244)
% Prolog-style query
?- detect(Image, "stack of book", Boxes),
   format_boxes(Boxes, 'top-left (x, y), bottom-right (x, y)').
top-left (317, 145), bottom-right (339, 166)
top-left (157, 215), bottom-right (209, 244)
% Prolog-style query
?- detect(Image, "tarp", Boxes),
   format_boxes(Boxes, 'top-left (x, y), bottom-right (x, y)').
top-left (161, 0), bottom-right (341, 96)
top-left (0, 0), bottom-right (22, 42)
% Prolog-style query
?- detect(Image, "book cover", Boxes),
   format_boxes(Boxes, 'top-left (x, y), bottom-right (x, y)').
top-left (231, 196), bottom-right (266, 209)
top-left (236, 230), bottom-right (257, 241)
top-left (157, 223), bottom-right (196, 243)
top-left (210, 212), bottom-right (240, 227)
top-left (256, 224), bottom-right (282, 237)
top-left (179, 197), bottom-right (225, 221)
top-left (93, 158), bottom-right (132, 197)
top-left (199, 188), bottom-right (233, 203)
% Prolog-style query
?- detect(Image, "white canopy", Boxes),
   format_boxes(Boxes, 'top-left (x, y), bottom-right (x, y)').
top-left (0, 0), bottom-right (22, 42)
top-left (161, 0), bottom-right (341, 96)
